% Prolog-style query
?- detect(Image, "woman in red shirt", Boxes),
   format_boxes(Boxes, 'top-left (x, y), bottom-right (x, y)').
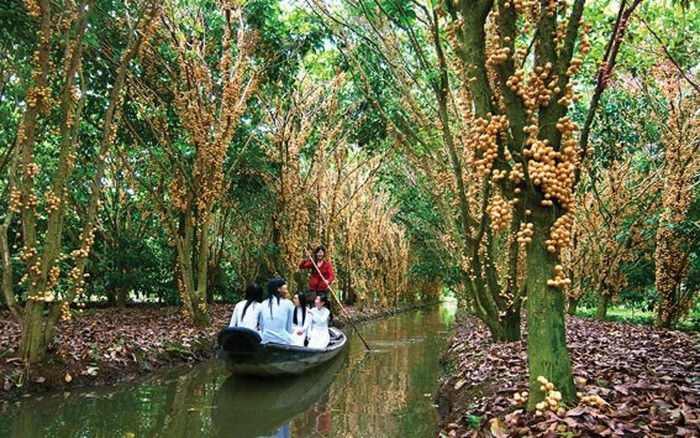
top-left (299, 245), bottom-right (334, 306)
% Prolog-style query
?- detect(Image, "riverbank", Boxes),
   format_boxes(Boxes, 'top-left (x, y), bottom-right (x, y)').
top-left (435, 314), bottom-right (700, 437)
top-left (0, 302), bottom-right (408, 401)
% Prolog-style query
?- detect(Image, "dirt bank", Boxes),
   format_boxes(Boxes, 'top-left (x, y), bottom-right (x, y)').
top-left (435, 314), bottom-right (700, 437)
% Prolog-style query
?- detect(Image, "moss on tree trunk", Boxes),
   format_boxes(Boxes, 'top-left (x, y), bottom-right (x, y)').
top-left (488, 310), bottom-right (521, 343)
top-left (20, 301), bottom-right (45, 364)
top-left (525, 211), bottom-right (577, 409)
top-left (596, 293), bottom-right (609, 320)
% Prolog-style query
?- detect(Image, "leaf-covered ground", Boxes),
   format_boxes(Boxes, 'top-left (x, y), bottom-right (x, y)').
top-left (0, 304), bottom-right (232, 399)
top-left (436, 315), bottom-right (700, 437)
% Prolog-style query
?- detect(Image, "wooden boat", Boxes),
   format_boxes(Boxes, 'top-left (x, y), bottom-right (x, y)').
top-left (217, 326), bottom-right (347, 377)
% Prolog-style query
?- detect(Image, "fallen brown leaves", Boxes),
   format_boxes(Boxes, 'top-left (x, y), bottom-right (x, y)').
top-left (0, 304), bottom-right (231, 398)
top-left (436, 315), bottom-right (700, 437)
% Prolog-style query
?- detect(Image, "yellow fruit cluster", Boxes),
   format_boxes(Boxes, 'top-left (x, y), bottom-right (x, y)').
top-left (547, 264), bottom-right (571, 288)
top-left (510, 390), bottom-right (529, 406)
top-left (48, 265), bottom-right (61, 289)
top-left (486, 195), bottom-right (512, 232)
top-left (516, 222), bottom-right (534, 247)
top-left (525, 138), bottom-right (577, 211)
top-left (19, 246), bottom-right (38, 262)
top-left (546, 213), bottom-right (574, 253)
top-left (169, 179), bottom-right (189, 212)
top-left (26, 84), bottom-right (52, 110)
top-left (534, 376), bottom-right (566, 417)
top-left (25, 192), bottom-right (40, 208)
top-left (578, 393), bottom-right (607, 407)
top-left (60, 301), bottom-right (71, 322)
top-left (487, 46), bottom-right (511, 66)
top-left (25, 163), bottom-right (41, 177)
top-left (68, 266), bottom-right (85, 295)
top-left (508, 163), bottom-right (525, 185)
top-left (511, 0), bottom-right (535, 15)
top-left (471, 114), bottom-right (509, 176)
top-left (9, 188), bottom-right (22, 213)
top-left (23, 0), bottom-right (41, 18)
top-left (29, 257), bottom-right (42, 278)
top-left (44, 189), bottom-right (61, 213)
top-left (70, 247), bottom-right (89, 259)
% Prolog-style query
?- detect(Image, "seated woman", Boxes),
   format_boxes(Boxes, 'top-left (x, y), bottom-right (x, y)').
top-left (306, 295), bottom-right (331, 349)
top-left (291, 293), bottom-right (308, 347)
top-left (259, 278), bottom-right (295, 345)
top-left (229, 282), bottom-right (263, 331)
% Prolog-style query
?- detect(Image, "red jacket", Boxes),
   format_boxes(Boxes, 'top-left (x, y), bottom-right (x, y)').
top-left (299, 259), bottom-right (334, 292)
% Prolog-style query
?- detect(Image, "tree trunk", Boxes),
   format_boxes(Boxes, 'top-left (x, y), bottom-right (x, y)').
top-left (117, 288), bottom-right (127, 308)
top-left (344, 275), bottom-right (356, 305)
top-left (206, 263), bottom-right (219, 304)
top-left (487, 310), bottom-right (521, 342)
top-left (595, 293), bottom-right (609, 320)
top-left (654, 224), bottom-right (688, 328)
top-left (19, 301), bottom-right (45, 364)
top-left (192, 215), bottom-right (212, 327)
top-left (175, 210), bottom-right (211, 327)
top-left (1, 220), bottom-right (21, 319)
top-left (567, 296), bottom-right (579, 316)
top-left (525, 211), bottom-right (576, 409)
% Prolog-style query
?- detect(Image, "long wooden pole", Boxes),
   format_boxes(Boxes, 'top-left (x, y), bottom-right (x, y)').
top-left (307, 251), bottom-right (371, 351)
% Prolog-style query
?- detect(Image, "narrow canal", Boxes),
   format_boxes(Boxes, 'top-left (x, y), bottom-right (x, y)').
top-left (0, 303), bottom-right (456, 437)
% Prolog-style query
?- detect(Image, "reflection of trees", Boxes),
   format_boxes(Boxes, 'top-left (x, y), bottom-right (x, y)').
top-left (160, 368), bottom-right (225, 436)
top-left (0, 364), bottom-right (225, 437)
top-left (292, 392), bottom-right (332, 436)
top-left (328, 311), bottom-right (449, 436)
top-left (163, 375), bottom-right (195, 435)
top-left (8, 412), bottom-right (42, 437)
top-left (212, 352), bottom-right (346, 437)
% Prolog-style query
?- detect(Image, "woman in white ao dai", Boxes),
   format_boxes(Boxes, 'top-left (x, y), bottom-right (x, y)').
top-left (291, 293), bottom-right (308, 347)
top-left (229, 282), bottom-right (263, 331)
top-left (306, 295), bottom-right (331, 349)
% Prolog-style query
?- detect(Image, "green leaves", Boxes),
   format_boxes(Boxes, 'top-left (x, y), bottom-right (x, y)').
top-left (380, 0), bottom-right (417, 27)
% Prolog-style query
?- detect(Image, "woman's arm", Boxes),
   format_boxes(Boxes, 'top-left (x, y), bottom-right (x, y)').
top-left (285, 302), bottom-right (294, 333)
top-left (315, 307), bottom-right (330, 324)
top-left (229, 304), bottom-right (238, 327)
top-left (324, 262), bottom-right (335, 284)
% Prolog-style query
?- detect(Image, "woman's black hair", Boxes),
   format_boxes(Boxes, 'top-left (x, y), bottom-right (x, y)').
top-left (293, 293), bottom-right (307, 325)
top-left (266, 277), bottom-right (286, 317)
top-left (241, 282), bottom-right (263, 320)
top-left (314, 245), bottom-right (326, 257)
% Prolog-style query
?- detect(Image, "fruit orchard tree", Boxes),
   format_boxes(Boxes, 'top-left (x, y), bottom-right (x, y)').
top-left (443, 0), bottom-right (589, 406)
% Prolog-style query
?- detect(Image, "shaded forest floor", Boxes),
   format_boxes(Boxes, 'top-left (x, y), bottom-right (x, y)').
top-left (0, 303), bottom-right (395, 402)
top-left (436, 315), bottom-right (700, 437)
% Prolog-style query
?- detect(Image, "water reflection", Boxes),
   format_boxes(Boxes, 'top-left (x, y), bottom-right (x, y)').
top-left (212, 351), bottom-right (346, 437)
top-left (331, 308), bottom-right (455, 437)
top-left (0, 305), bottom-right (455, 437)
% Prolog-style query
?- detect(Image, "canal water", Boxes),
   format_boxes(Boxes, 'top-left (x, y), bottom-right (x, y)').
top-left (0, 303), bottom-right (456, 437)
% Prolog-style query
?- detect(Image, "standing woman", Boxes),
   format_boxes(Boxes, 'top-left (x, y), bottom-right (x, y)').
top-left (260, 278), bottom-right (295, 345)
top-left (229, 282), bottom-right (264, 331)
top-left (306, 295), bottom-right (332, 349)
top-left (291, 293), bottom-right (308, 347)
top-left (298, 245), bottom-right (334, 306)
